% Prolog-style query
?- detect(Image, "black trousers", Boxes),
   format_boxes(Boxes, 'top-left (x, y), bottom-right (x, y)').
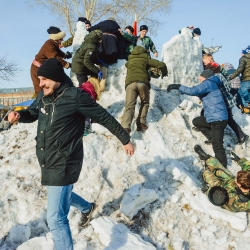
top-left (193, 116), bottom-right (228, 167)
top-left (76, 74), bottom-right (88, 87)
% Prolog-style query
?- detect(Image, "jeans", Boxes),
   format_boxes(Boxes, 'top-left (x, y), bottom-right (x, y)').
top-left (238, 81), bottom-right (250, 107)
top-left (193, 116), bottom-right (228, 167)
top-left (47, 185), bottom-right (91, 250)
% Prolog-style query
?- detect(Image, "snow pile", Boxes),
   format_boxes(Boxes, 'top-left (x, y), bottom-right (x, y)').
top-left (91, 216), bottom-right (156, 250)
top-left (120, 184), bottom-right (158, 220)
top-left (2, 30), bottom-right (250, 250)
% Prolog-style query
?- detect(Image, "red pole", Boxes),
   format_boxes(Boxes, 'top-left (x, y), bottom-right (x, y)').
top-left (133, 14), bottom-right (137, 36)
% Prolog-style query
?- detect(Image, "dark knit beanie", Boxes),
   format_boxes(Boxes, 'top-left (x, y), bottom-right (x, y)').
top-left (37, 58), bottom-right (65, 83)
top-left (200, 69), bottom-right (214, 79)
top-left (78, 17), bottom-right (87, 23)
top-left (125, 25), bottom-right (134, 34)
top-left (140, 25), bottom-right (148, 31)
top-left (193, 28), bottom-right (201, 35)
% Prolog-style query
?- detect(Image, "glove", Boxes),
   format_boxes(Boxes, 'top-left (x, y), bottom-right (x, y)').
top-left (161, 68), bottom-right (168, 79)
top-left (231, 152), bottom-right (240, 162)
top-left (98, 71), bottom-right (103, 80)
top-left (167, 84), bottom-right (181, 93)
top-left (97, 59), bottom-right (104, 65)
top-left (65, 51), bottom-right (72, 59)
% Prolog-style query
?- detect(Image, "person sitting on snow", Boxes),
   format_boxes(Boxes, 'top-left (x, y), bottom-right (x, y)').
top-left (229, 46), bottom-right (250, 112)
top-left (167, 69), bottom-right (228, 167)
top-left (121, 45), bottom-right (167, 134)
top-left (71, 30), bottom-right (103, 87)
top-left (194, 145), bottom-right (250, 212)
top-left (137, 25), bottom-right (158, 58)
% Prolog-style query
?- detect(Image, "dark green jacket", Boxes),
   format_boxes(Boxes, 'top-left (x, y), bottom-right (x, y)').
top-left (71, 31), bottom-right (100, 75)
top-left (125, 46), bottom-right (167, 89)
top-left (18, 75), bottom-right (130, 186)
top-left (230, 54), bottom-right (250, 82)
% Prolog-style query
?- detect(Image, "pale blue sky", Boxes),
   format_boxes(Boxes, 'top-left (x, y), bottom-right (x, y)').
top-left (1, 0), bottom-right (249, 88)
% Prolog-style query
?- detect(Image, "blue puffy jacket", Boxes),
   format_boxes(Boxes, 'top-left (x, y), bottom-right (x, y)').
top-left (179, 76), bottom-right (228, 123)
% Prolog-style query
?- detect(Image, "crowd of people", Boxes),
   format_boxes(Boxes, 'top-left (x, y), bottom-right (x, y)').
top-left (3, 18), bottom-right (250, 250)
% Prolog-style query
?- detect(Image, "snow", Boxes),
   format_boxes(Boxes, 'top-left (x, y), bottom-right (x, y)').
top-left (120, 184), bottom-right (158, 220)
top-left (90, 216), bottom-right (156, 250)
top-left (1, 27), bottom-right (250, 250)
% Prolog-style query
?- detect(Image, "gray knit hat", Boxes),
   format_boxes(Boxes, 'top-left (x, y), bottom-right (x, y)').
top-left (200, 69), bottom-right (214, 79)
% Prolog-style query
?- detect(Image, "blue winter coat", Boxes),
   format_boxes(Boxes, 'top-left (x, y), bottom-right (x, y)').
top-left (179, 76), bottom-right (228, 123)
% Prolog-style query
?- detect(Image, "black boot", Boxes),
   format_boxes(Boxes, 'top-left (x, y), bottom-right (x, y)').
top-left (194, 145), bottom-right (211, 161)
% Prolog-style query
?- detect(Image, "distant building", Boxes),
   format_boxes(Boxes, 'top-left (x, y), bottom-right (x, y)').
top-left (0, 87), bottom-right (34, 107)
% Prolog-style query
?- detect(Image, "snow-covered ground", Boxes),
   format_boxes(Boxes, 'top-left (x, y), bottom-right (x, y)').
top-left (1, 29), bottom-right (250, 250)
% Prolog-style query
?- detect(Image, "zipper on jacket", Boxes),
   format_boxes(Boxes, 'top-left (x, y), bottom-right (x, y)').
top-left (51, 103), bottom-right (55, 124)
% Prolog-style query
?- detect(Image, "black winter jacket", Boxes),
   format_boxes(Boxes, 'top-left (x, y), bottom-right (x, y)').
top-left (18, 75), bottom-right (130, 186)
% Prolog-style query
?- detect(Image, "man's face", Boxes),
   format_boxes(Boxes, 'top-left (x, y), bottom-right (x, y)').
top-left (86, 24), bottom-right (91, 30)
top-left (55, 38), bottom-right (63, 45)
top-left (38, 76), bottom-right (60, 96)
top-left (202, 57), bottom-right (212, 66)
top-left (140, 30), bottom-right (147, 38)
top-left (125, 28), bottom-right (132, 35)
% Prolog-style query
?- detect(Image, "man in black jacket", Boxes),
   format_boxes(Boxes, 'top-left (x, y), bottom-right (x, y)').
top-left (8, 58), bottom-right (134, 250)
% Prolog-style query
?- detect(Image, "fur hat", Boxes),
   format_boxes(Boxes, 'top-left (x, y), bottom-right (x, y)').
top-left (193, 28), bottom-right (201, 36)
top-left (94, 29), bottom-right (103, 41)
top-left (200, 69), bottom-right (214, 79)
top-left (47, 26), bottom-right (66, 40)
top-left (140, 25), bottom-right (148, 31)
top-left (37, 58), bottom-right (65, 83)
top-left (242, 46), bottom-right (250, 55)
top-left (87, 77), bottom-right (101, 100)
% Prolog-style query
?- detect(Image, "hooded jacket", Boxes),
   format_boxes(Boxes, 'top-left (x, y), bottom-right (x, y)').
top-left (179, 76), bottom-right (228, 123)
top-left (18, 75), bottom-right (130, 186)
top-left (72, 31), bottom-right (100, 75)
top-left (125, 46), bottom-right (167, 89)
top-left (230, 54), bottom-right (250, 82)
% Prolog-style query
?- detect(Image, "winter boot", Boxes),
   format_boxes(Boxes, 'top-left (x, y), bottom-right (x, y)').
top-left (194, 145), bottom-right (211, 161)
top-left (237, 134), bottom-right (249, 145)
top-left (137, 123), bottom-right (148, 131)
top-left (80, 203), bottom-right (97, 227)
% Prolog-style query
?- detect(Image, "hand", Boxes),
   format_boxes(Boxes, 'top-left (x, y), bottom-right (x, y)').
top-left (8, 111), bottom-right (20, 124)
top-left (65, 51), bottom-right (72, 59)
top-left (231, 152), bottom-right (240, 162)
top-left (154, 52), bottom-right (158, 58)
top-left (188, 26), bottom-right (194, 30)
top-left (98, 71), bottom-right (103, 80)
top-left (59, 44), bottom-right (63, 48)
top-left (123, 141), bottom-right (135, 156)
top-left (167, 84), bottom-right (181, 93)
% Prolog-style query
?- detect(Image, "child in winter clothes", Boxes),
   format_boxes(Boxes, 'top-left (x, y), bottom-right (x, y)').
top-left (167, 69), bottom-right (228, 167)
top-left (78, 77), bottom-right (101, 134)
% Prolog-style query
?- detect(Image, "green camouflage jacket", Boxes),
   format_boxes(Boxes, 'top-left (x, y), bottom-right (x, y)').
top-left (137, 36), bottom-right (157, 54)
top-left (203, 157), bottom-right (250, 212)
top-left (61, 37), bottom-right (74, 48)
top-left (121, 32), bottom-right (137, 57)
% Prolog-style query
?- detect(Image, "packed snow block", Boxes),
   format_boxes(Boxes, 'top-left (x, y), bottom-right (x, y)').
top-left (16, 236), bottom-right (54, 250)
top-left (91, 216), bottom-right (156, 250)
top-left (120, 184), bottom-right (158, 220)
top-left (9, 225), bottom-right (31, 244)
top-left (162, 28), bottom-right (203, 87)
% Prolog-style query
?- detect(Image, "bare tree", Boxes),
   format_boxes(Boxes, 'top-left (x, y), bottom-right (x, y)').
top-left (28, 0), bottom-right (172, 35)
top-left (0, 56), bottom-right (20, 82)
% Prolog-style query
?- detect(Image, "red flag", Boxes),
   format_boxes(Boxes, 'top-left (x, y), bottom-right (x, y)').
top-left (133, 14), bottom-right (137, 36)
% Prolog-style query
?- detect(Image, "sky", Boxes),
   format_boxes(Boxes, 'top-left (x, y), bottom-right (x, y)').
top-left (1, 0), bottom-right (250, 88)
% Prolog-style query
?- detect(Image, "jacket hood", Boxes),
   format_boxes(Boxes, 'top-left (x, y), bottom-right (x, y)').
top-left (131, 46), bottom-right (148, 55)
top-left (84, 31), bottom-right (99, 45)
top-left (224, 63), bottom-right (234, 71)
